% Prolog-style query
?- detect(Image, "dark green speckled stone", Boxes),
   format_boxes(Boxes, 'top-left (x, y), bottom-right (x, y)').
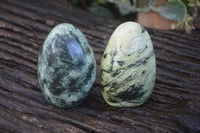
top-left (38, 23), bottom-right (96, 108)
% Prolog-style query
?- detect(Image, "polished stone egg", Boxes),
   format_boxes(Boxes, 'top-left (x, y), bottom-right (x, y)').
top-left (100, 22), bottom-right (156, 107)
top-left (38, 23), bottom-right (96, 108)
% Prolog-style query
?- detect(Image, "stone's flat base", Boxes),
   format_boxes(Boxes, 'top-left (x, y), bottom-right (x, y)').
top-left (100, 22), bottom-right (156, 107)
top-left (101, 90), bottom-right (148, 107)
top-left (38, 23), bottom-right (96, 108)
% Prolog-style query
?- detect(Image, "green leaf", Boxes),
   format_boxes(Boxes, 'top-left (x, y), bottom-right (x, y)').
top-left (159, 0), bottom-right (187, 22)
top-left (187, 3), bottom-right (195, 7)
top-left (88, 6), bottom-right (114, 19)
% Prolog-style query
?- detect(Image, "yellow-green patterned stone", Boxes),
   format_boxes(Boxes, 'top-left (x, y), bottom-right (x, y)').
top-left (100, 22), bottom-right (156, 107)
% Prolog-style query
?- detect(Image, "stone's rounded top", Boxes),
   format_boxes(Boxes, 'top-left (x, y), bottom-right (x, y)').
top-left (45, 23), bottom-right (86, 45)
top-left (49, 23), bottom-right (76, 34)
top-left (108, 22), bottom-right (146, 50)
top-left (113, 22), bottom-right (143, 37)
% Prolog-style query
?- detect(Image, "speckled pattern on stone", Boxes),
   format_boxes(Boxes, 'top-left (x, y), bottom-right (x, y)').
top-left (100, 22), bottom-right (156, 107)
top-left (38, 23), bottom-right (96, 108)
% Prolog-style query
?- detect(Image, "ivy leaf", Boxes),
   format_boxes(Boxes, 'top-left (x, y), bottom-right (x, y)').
top-left (159, 0), bottom-right (187, 22)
